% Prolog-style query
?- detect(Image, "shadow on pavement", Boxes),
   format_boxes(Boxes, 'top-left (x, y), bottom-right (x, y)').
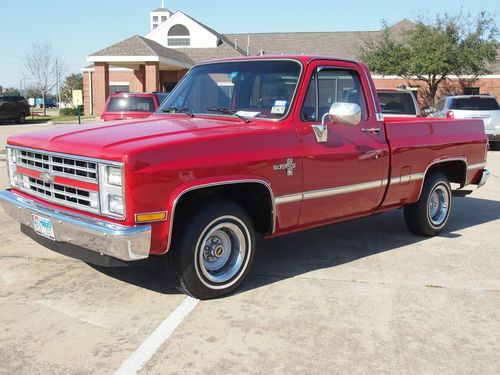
top-left (87, 196), bottom-right (500, 296)
top-left (0, 120), bottom-right (50, 126)
top-left (241, 195), bottom-right (500, 293)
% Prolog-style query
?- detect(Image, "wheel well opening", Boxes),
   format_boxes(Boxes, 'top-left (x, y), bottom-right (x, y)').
top-left (427, 161), bottom-right (467, 186)
top-left (173, 183), bottom-right (274, 236)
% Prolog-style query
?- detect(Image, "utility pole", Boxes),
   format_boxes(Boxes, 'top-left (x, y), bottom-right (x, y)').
top-left (56, 59), bottom-right (61, 109)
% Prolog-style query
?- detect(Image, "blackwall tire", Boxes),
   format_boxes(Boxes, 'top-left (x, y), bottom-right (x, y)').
top-left (166, 200), bottom-right (256, 300)
top-left (404, 172), bottom-right (452, 236)
top-left (17, 112), bottom-right (25, 124)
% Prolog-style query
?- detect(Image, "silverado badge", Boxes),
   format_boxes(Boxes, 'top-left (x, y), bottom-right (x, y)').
top-left (273, 158), bottom-right (296, 176)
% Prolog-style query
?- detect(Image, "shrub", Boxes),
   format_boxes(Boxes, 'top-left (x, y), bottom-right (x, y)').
top-left (59, 107), bottom-right (83, 116)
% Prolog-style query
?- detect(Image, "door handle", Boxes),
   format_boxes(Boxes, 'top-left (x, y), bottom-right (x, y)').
top-left (361, 127), bottom-right (381, 134)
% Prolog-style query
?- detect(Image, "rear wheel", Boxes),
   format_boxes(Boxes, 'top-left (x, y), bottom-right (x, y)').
top-left (167, 200), bottom-right (256, 300)
top-left (404, 172), bottom-right (452, 236)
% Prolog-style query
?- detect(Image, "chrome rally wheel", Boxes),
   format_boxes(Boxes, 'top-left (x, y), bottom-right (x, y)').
top-left (167, 200), bottom-right (255, 300)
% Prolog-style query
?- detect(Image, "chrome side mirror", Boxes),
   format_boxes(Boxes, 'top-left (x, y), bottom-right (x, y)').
top-left (311, 102), bottom-right (361, 143)
top-left (328, 102), bottom-right (361, 126)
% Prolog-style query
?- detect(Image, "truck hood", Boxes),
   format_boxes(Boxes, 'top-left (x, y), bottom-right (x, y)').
top-left (7, 115), bottom-right (250, 161)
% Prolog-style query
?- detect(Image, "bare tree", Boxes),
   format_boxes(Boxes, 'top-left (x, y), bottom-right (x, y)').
top-left (22, 41), bottom-right (65, 116)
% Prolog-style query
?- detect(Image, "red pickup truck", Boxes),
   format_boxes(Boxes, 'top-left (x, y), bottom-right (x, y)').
top-left (0, 56), bottom-right (490, 299)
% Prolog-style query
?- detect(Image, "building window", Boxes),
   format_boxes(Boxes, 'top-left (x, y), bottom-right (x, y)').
top-left (109, 84), bottom-right (130, 93)
top-left (153, 24), bottom-right (158, 29)
top-left (161, 16), bottom-right (167, 22)
top-left (168, 24), bottom-right (190, 47)
top-left (153, 16), bottom-right (158, 22)
top-left (464, 87), bottom-right (480, 95)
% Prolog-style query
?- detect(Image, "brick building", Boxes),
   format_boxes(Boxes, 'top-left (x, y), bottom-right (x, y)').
top-left (83, 3), bottom-right (500, 116)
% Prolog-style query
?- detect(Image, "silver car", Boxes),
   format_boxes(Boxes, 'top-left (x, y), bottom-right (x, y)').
top-left (429, 95), bottom-right (500, 150)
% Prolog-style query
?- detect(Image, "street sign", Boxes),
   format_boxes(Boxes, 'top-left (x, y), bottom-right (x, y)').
top-left (72, 90), bottom-right (83, 106)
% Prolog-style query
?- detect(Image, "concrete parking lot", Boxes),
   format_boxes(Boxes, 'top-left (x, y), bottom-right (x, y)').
top-left (0, 125), bottom-right (498, 374)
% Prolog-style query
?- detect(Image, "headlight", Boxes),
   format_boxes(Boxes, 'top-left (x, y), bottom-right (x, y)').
top-left (106, 166), bottom-right (122, 186)
top-left (108, 194), bottom-right (124, 215)
top-left (98, 163), bottom-right (125, 219)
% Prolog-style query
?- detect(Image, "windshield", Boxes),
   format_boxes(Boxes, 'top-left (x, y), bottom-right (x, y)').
top-left (377, 92), bottom-right (417, 115)
top-left (450, 97), bottom-right (500, 111)
top-left (158, 60), bottom-right (302, 119)
top-left (106, 96), bottom-right (156, 112)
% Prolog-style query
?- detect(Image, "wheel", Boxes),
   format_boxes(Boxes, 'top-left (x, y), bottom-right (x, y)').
top-left (404, 172), bottom-right (452, 236)
top-left (167, 200), bottom-right (256, 300)
top-left (16, 112), bottom-right (25, 124)
top-left (490, 142), bottom-right (500, 151)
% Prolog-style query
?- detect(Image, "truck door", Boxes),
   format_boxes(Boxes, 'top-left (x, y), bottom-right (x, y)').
top-left (295, 61), bottom-right (389, 226)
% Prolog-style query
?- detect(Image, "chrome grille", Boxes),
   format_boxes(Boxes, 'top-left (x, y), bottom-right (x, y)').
top-left (17, 173), bottom-right (99, 214)
top-left (18, 149), bottom-right (97, 182)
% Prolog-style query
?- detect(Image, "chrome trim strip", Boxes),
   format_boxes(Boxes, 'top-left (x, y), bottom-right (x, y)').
top-left (303, 179), bottom-right (385, 200)
top-left (389, 173), bottom-right (425, 185)
top-left (275, 179), bottom-right (388, 204)
top-left (275, 193), bottom-right (303, 205)
top-left (415, 157), bottom-right (468, 201)
top-left (165, 179), bottom-right (276, 253)
top-left (0, 190), bottom-right (151, 261)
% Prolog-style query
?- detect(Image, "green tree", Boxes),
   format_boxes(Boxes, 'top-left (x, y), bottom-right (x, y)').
top-left (1, 87), bottom-right (21, 96)
top-left (360, 12), bottom-right (499, 106)
top-left (60, 73), bottom-right (83, 105)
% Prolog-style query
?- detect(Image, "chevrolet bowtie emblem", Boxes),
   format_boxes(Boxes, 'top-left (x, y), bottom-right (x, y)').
top-left (273, 158), bottom-right (296, 176)
top-left (39, 172), bottom-right (54, 184)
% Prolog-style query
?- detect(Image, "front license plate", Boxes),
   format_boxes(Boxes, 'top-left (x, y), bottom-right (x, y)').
top-left (32, 214), bottom-right (55, 241)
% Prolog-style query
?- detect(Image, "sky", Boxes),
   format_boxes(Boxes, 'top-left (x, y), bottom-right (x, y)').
top-left (1, 0), bottom-right (498, 88)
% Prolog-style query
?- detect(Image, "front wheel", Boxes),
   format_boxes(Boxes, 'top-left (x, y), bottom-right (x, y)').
top-left (404, 172), bottom-right (452, 236)
top-left (167, 200), bottom-right (256, 300)
top-left (17, 112), bottom-right (25, 124)
top-left (490, 142), bottom-right (500, 151)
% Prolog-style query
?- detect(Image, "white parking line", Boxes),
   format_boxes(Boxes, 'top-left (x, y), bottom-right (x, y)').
top-left (113, 296), bottom-right (199, 375)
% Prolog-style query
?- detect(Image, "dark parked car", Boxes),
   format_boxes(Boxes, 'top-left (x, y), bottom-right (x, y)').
top-left (0, 95), bottom-right (30, 123)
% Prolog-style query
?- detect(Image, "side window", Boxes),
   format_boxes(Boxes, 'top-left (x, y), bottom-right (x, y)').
top-left (301, 68), bottom-right (368, 122)
top-left (435, 99), bottom-right (445, 111)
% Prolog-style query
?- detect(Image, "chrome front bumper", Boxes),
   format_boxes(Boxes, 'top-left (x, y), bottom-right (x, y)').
top-left (0, 190), bottom-right (151, 261)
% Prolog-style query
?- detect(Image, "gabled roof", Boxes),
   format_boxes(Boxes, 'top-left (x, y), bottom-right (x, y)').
top-left (89, 35), bottom-right (194, 65)
top-left (152, 7), bottom-right (171, 13)
top-left (224, 20), bottom-right (415, 59)
top-left (179, 11), bottom-right (247, 55)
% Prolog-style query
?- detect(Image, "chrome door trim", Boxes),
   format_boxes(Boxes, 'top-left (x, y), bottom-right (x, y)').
top-left (275, 178), bottom-right (388, 205)
top-left (303, 179), bottom-right (386, 200)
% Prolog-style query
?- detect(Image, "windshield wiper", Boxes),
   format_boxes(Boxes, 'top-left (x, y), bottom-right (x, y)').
top-left (207, 107), bottom-right (250, 123)
top-left (161, 107), bottom-right (194, 117)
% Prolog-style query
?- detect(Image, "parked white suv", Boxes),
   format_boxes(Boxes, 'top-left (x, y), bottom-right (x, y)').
top-left (429, 95), bottom-right (500, 150)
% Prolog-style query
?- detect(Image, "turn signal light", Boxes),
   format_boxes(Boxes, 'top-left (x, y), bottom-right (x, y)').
top-left (135, 211), bottom-right (168, 223)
